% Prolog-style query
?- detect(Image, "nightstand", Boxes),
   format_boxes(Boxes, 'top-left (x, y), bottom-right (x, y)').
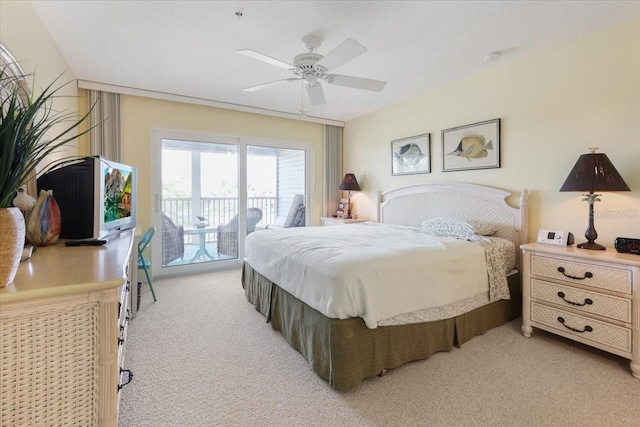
top-left (321, 217), bottom-right (368, 226)
top-left (521, 242), bottom-right (639, 378)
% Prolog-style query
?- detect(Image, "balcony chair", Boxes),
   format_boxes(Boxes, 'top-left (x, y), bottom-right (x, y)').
top-left (137, 227), bottom-right (157, 302)
top-left (267, 194), bottom-right (305, 228)
top-left (162, 213), bottom-right (184, 266)
top-left (217, 207), bottom-right (263, 257)
top-left (282, 194), bottom-right (305, 228)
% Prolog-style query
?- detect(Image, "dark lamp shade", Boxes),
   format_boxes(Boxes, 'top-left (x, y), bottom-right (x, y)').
top-left (339, 173), bottom-right (361, 192)
top-left (559, 152), bottom-right (630, 192)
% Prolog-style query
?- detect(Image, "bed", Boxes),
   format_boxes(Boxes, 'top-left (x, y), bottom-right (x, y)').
top-left (241, 182), bottom-right (529, 390)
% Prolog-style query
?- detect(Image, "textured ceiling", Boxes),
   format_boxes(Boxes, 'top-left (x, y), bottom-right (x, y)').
top-left (31, 1), bottom-right (640, 124)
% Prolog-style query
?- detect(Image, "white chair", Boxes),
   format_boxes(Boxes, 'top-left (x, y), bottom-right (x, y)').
top-left (269, 194), bottom-right (305, 228)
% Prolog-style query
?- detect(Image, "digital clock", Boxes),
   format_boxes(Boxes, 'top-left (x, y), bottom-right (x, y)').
top-left (614, 237), bottom-right (640, 255)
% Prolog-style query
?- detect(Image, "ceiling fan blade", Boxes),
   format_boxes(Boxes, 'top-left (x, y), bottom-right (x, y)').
top-left (244, 78), bottom-right (299, 92)
top-left (325, 74), bottom-right (387, 91)
top-left (306, 82), bottom-right (326, 106)
top-left (314, 38), bottom-right (367, 71)
top-left (237, 49), bottom-right (293, 69)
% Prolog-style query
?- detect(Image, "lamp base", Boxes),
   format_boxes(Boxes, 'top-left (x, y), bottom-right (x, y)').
top-left (577, 241), bottom-right (606, 251)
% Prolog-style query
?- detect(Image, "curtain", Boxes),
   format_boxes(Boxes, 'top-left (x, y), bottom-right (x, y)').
top-left (323, 125), bottom-right (343, 217)
top-left (88, 90), bottom-right (121, 162)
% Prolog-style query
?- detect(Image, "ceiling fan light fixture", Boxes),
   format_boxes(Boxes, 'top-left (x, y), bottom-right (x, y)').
top-left (303, 73), bottom-right (317, 84)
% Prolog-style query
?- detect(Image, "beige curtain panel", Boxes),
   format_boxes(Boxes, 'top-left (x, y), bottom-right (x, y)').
top-left (88, 90), bottom-right (121, 162)
top-left (323, 125), bottom-right (342, 217)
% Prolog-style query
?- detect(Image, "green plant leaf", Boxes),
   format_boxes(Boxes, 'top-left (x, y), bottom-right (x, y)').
top-left (0, 66), bottom-right (96, 208)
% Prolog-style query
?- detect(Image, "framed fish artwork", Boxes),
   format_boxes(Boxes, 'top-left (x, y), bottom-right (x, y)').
top-left (391, 133), bottom-right (431, 176)
top-left (442, 118), bottom-right (500, 172)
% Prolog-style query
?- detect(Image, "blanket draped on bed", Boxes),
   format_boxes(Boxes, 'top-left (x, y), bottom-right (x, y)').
top-left (245, 223), bottom-right (512, 329)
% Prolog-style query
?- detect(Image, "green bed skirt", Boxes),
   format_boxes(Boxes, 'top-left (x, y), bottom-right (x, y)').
top-left (242, 262), bottom-right (521, 391)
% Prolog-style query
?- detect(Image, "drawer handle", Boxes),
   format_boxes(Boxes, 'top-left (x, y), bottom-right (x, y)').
top-left (557, 267), bottom-right (593, 280)
top-left (118, 369), bottom-right (134, 391)
top-left (118, 326), bottom-right (125, 345)
top-left (557, 292), bottom-right (593, 307)
top-left (557, 316), bottom-right (593, 333)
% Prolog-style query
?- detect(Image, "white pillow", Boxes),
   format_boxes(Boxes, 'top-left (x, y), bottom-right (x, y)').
top-left (420, 217), bottom-right (497, 238)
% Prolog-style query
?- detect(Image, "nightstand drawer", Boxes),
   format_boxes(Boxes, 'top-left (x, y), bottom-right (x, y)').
top-left (531, 302), bottom-right (631, 353)
top-left (531, 255), bottom-right (632, 293)
top-left (531, 279), bottom-right (631, 323)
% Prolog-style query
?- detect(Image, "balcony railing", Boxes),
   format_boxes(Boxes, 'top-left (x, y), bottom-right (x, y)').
top-left (162, 197), bottom-right (276, 243)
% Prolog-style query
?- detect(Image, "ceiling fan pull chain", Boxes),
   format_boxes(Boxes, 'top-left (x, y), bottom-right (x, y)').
top-left (300, 81), bottom-right (305, 117)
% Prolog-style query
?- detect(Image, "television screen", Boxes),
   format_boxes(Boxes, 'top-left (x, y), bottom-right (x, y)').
top-left (100, 158), bottom-right (137, 238)
top-left (104, 165), bottom-right (133, 224)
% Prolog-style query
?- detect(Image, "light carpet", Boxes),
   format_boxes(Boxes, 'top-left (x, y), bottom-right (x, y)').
top-left (119, 269), bottom-right (640, 427)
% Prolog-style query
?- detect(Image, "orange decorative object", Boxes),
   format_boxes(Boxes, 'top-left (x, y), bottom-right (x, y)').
top-left (26, 190), bottom-right (62, 246)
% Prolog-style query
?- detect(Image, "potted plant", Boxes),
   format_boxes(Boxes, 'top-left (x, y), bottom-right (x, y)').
top-left (0, 66), bottom-right (92, 287)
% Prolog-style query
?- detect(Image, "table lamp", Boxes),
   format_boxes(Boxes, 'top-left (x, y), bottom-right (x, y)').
top-left (338, 173), bottom-right (361, 219)
top-left (559, 147), bottom-right (630, 250)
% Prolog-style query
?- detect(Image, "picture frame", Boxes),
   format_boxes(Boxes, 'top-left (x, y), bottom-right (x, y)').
top-left (337, 198), bottom-right (349, 217)
top-left (441, 118), bottom-right (500, 172)
top-left (391, 133), bottom-right (431, 176)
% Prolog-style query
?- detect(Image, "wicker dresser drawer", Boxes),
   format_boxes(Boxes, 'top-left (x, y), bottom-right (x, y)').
top-left (531, 255), bottom-right (632, 293)
top-left (531, 302), bottom-right (632, 354)
top-left (0, 299), bottom-right (99, 426)
top-left (531, 279), bottom-right (632, 323)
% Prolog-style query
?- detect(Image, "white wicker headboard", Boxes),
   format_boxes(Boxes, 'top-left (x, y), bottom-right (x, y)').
top-left (378, 182), bottom-right (529, 270)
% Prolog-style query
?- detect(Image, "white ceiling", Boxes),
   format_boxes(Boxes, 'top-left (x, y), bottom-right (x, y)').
top-left (31, 1), bottom-right (640, 124)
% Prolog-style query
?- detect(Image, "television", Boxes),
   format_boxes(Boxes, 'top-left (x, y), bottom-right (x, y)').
top-left (36, 156), bottom-right (137, 240)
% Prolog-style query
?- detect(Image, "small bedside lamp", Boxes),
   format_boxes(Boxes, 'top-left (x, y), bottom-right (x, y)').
top-left (338, 173), bottom-right (361, 219)
top-left (559, 147), bottom-right (630, 250)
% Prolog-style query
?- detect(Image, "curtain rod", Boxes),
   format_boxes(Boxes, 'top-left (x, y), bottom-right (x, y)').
top-left (77, 80), bottom-right (344, 128)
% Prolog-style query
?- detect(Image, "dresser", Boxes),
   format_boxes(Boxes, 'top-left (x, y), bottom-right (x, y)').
top-left (521, 242), bottom-right (639, 378)
top-left (0, 229), bottom-right (136, 426)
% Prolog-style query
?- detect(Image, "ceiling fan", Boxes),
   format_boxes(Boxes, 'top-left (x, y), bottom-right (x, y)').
top-left (238, 35), bottom-right (387, 107)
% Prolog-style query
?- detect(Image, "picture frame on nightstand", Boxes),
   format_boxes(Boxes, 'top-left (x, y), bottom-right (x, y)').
top-left (337, 198), bottom-right (349, 218)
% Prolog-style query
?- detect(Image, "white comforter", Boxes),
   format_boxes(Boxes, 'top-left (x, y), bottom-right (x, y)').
top-left (245, 223), bottom-right (491, 329)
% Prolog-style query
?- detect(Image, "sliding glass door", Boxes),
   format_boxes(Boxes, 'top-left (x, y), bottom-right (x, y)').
top-left (247, 145), bottom-right (306, 227)
top-left (152, 130), bottom-right (311, 277)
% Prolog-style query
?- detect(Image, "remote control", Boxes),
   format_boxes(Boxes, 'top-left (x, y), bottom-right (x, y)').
top-left (65, 238), bottom-right (107, 246)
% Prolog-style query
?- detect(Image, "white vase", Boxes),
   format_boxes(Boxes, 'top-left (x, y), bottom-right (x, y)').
top-left (0, 207), bottom-right (26, 287)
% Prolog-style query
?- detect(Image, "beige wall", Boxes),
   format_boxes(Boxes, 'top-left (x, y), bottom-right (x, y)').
top-left (119, 95), bottom-right (324, 231)
top-left (0, 0), bottom-right (80, 161)
top-left (344, 19), bottom-right (640, 247)
top-left (5, 0), bottom-right (637, 247)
